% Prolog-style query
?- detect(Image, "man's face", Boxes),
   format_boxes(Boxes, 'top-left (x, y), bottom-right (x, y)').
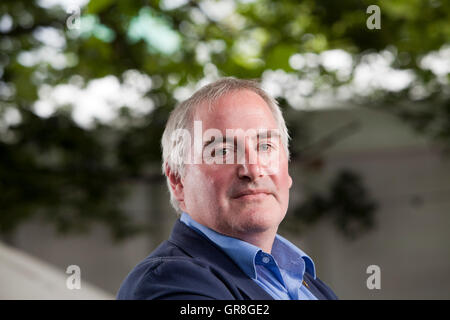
top-left (179, 89), bottom-right (293, 238)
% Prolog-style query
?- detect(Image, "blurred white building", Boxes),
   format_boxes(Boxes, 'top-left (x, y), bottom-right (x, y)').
top-left (0, 241), bottom-right (113, 299)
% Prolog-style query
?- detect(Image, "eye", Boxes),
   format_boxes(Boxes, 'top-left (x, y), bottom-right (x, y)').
top-left (218, 148), bottom-right (229, 155)
top-left (214, 146), bottom-right (233, 157)
top-left (258, 143), bottom-right (273, 152)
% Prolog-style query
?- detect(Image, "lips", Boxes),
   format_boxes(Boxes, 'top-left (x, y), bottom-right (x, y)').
top-left (233, 189), bottom-right (273, 199)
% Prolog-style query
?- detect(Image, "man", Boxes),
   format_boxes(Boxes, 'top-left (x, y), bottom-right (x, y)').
top-left (117, 77), bottom-right (338, 300)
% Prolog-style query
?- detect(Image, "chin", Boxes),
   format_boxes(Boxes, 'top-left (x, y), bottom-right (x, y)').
top-left (233, 206), bottom-right (283, 233)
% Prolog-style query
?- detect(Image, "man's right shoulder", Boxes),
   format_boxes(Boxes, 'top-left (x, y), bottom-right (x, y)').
top-left (116, 241), bottom-right (236, 300)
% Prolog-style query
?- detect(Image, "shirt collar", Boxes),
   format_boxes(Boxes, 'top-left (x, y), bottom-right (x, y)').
top-left (180, 212), bottom-right (316, 280)
top-left (272, 234), bottom-right (316, 279)
top-left (180, 212), bottom-right (260, 279)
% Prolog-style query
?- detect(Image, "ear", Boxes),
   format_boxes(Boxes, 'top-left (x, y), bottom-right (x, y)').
top-left (165, 164), bottom-right (185, 204)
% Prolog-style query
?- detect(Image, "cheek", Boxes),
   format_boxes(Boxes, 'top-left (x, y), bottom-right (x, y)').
top-left (276, 166), bottom-right (293, 200)
top-left (279, 176), bottom-right (291, 198)
top-left (206, 170), bottom-right (230, 200)
top-left (186, 166), bottom-right (229, 205)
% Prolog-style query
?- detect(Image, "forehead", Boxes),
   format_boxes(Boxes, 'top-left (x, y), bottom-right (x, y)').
top-left (193, 89), bottom-right (278, 132)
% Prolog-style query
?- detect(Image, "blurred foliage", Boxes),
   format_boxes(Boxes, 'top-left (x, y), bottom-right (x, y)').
top-left (286, 170), bottom-right (377, 240)
top-left (0, 0), bottom-right (449, 240)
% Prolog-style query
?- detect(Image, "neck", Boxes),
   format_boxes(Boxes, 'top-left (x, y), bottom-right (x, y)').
top-left (188, 212), bottom-right (278, 253)
top-left (235, 229), bottom-right (277, 254)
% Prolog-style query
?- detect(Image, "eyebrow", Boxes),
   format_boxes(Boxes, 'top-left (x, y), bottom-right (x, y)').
top-left (202, 130), bottom-right (281, 149)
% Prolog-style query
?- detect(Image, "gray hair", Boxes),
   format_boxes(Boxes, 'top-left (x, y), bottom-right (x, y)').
top-left (161, 77), bottom-right (291, 215)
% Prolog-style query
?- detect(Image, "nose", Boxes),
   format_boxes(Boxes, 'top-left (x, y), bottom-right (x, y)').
top-left (238, 162), bottom-right (263, 181)
top-left (237, 143), bottom-right (263, 181)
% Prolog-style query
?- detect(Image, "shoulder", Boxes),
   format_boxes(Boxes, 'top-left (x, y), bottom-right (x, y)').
top-left (117, 247), bottom-right (236, 300)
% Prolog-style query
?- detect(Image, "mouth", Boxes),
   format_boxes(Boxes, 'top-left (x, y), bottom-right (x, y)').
top-left (233, 190), bottom-right (273, 201)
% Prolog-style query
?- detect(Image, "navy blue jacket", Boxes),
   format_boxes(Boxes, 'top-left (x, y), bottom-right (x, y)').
top-left (117, 219), bottom-right (338, 300)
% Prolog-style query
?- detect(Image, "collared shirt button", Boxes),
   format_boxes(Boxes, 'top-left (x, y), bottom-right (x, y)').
top-left (262, 256), bottom-right (270, 264)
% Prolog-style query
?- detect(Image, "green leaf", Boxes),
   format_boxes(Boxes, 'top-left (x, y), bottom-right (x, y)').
top-left (265, 44), bottom-right (298, 71)
top-left (86, 0), bottom-right (115, 14)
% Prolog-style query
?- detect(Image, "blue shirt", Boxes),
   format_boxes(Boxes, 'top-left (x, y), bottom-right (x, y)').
top-left (180, 212), bottom-right (317, 300)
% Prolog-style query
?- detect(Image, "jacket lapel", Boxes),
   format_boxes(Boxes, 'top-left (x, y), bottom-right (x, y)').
top-left (303, 272), bottom-right (327, 300)
top-left (304, 272), bottom-right (338, 300)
